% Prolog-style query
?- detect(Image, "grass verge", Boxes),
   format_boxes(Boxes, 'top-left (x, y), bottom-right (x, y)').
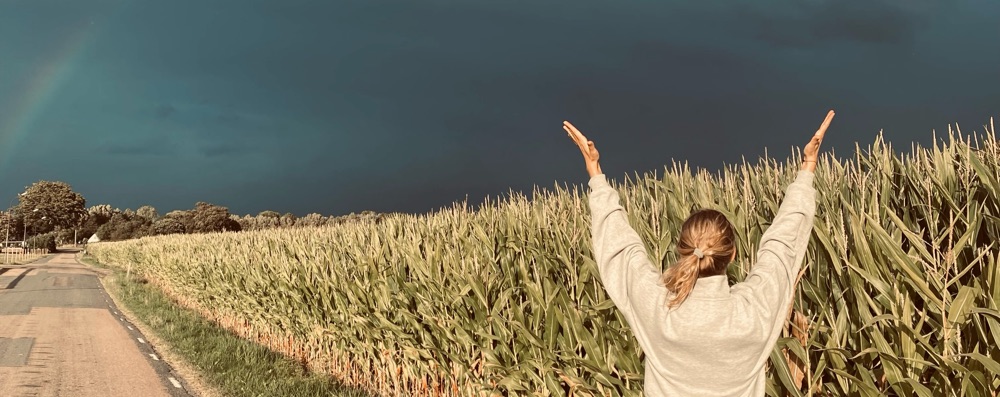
top-left (81, 254), bottom-right (372, 397)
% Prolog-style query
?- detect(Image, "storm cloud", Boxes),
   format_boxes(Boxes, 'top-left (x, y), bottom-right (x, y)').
top-left (735, 0), bottom-right (938, 47)
top-left (0, 0), bottom-right (996, 216)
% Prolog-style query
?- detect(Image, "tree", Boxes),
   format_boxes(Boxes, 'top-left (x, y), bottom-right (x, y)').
top-left (88, 204), bottom-right (115, 222)
top-left (56, 228), bottom-right (79, 245)
top-left (136, 205), bottom-right (159, 221)
top-left (75, 204), bottom-right (114, 240)
top-left (258, 210), bottom-right (280, 219)
top-left (255, 211), bottom-right (279, 229)
top-left (0, 211), bottom-right (18, 240)
top-left (280, 212), bottom-right (297, 227)
top-left (299, 213), bottom-right (325, 227)
top-left (96, 212), bottom-right (151, 241)
top-left (163, 210), bottom-right (195, 233)
top-left (190, 202), bottom-right (241, 233)
top-left (17, 181), bottom-right (87, 235)
top-left (151, 217), bottom-right (186, 235)
top-left (26, 232), bottom-right (57, 251)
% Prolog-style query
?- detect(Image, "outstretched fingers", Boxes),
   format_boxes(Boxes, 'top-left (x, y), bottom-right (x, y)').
top-left (814, 110), bottom-right (835, 141)
top-left (804, 110), bottom-right (834, 159)
top-left (564, 121), bottom-right (587, 144)
top-left (564, 121), bottom-right (591, 154)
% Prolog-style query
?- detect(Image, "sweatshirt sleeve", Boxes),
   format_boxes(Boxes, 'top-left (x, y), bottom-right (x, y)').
top-left (733, 170), bottom-right (816, 341)
top-left (587, 174), bottom-right (664, 327)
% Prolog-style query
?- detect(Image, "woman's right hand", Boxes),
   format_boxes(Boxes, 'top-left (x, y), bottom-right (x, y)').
top-left (802, 110), bottom-right (835, 172)
top-left (564, 120), bottom-right (603, 178)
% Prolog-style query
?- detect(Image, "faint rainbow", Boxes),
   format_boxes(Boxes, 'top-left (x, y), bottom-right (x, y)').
top-left (0, 22), bottom-right (97, 171)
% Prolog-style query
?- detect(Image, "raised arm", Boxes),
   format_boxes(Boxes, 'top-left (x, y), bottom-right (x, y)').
top-left (735, 171), bottom-right (817, 307)
top-left (564, 121), bottom-right (660, 325)
top-left (732, 110), bottom-right (833, 346)
top-left (587, 173), bottom-right (662, 322)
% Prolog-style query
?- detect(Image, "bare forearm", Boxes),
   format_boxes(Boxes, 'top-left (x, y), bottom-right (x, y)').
top-left (588, 162), bottom-right (603, 178)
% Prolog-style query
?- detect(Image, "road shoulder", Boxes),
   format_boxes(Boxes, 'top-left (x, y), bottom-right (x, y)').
top-left (79, 252), bottom-right (223, 397)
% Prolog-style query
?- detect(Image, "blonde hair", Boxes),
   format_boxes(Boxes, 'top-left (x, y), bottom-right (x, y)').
top-left (661, 209), bottom-right (736, 308)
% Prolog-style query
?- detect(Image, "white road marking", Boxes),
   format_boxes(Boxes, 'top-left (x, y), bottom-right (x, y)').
top-left (149, 353), bottom-right (159, 361)
top-left (137, 337), bottom-right (146, 344)
top-left (168, 377), bottom-right (182, 389)
top-left (127, 326), bottom-right (134, 330)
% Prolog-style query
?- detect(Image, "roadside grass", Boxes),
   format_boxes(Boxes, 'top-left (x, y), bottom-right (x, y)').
top-left (81, 255), bottom-right (372, 397)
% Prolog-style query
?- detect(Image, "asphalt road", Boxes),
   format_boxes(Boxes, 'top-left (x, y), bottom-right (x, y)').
top-left (0, 252), bottom-right (193, 397)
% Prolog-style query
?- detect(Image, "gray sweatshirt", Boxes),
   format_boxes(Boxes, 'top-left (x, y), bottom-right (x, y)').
top-left (588, 170), bottom-right (816, 396)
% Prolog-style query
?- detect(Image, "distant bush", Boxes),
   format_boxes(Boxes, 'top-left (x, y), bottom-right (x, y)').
top-left (151, 217), bottom-right (187, 236)
top-left (26, 232), bottom-right (57, 252)
top-left (191, 202), bottom-right (241, 233)
top-left (97, 212), bottom-right (152, 241)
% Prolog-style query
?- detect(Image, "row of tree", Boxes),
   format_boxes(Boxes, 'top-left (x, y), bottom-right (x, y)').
top-left (80, 202), bottom-right (243, 242)
top-left (232, 210), bottom-right (388, 231)
top-left (4, 180), bottom-right (389, 245)
top-left (3, 181), bottom-right (243, 244)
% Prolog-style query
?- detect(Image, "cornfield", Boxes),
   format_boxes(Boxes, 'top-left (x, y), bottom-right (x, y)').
top-left (89, 120), bottom-right (1000, 396)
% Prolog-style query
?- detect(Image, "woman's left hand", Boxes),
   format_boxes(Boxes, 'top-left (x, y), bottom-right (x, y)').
top-left (801, 110), bottom-right (835, 172)
top-left (564, 121), bottom-right (603, 177)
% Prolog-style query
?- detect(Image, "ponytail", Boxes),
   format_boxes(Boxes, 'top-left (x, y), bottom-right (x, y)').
top-left (662, 209), bottom-right (736, 308)
top-left (662, 254), bottom-right (703, 308)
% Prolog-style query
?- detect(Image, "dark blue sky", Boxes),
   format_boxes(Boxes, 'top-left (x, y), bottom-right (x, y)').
top-left (1, 0), bottom-right (998, 216)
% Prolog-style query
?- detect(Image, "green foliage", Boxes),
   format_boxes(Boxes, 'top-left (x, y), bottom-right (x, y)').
top-left (97, 212), bottom-right (152, 241)
top-left (191, 202), bottom-right (241, 233)
top-left (81, 203), bottom-right (241, 241)
top-left (137, 205), bottom-right (159, 221)
top-left (0, 211), bottom-right (24, 241)
top-left (88, 204), bottom-right (115, 222)
top-left (17, 180), bottom-right (87, 233)
top-left (163, 210), bottom-right (195, 233)
top-left (26, 232), bottom-right (57, 251)
top-left (280, 212), bottom-right (296, 227)
top-left (55, 228), bottom-right (78, 245)
top-left (89, 123), bottom-right (1000, 396)
top-left (236, 210), bottom-right (388, 231)
top-left (151, 217), bottom-right (187, 236)
top-left (78, 218), bottom-right (101, 241)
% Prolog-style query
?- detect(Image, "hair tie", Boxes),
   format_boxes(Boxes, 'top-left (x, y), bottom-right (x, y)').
top-left (693, 247), bottom-right (705, 259)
